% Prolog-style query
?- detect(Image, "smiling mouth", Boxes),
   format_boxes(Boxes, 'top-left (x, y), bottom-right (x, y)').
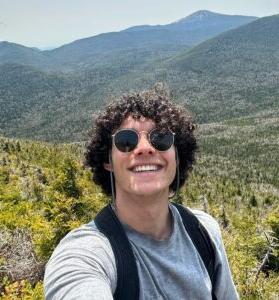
top-left (130, 165), bottom-right (163, 173)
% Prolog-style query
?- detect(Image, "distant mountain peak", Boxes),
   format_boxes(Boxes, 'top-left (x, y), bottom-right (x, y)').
top-left (189, 10), bottom-right (217, 18)
top-left (175, 10), bottom-right (220, 23)
top-left (174, 10), bottom-right (257, 24)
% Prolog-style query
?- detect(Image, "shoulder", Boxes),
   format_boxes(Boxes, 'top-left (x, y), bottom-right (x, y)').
top-left (190, 208), bottom-right (223, 248)
top-left (46, 220), bottom-right (116, 270)
top-left (52, 220), bottom-right (113, 254)
top-left (190, 209), bottom-right (221, 238)
top-left (44, 220), bottom-right (117, 298)
top-left (171, 204), bottom-right (223, 248)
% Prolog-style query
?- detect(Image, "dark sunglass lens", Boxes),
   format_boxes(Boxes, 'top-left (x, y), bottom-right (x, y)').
top-left (150, 130), bottom-right (173, 151)
top-left (114, 130), bottom-right (138, 152)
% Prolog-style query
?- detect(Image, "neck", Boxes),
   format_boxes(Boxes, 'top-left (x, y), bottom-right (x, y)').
top-left (114, 191), bottom-right (172, 240)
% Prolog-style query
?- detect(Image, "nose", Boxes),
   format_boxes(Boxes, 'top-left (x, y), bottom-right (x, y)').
top-left (133, 132), bottom-right (155, 156)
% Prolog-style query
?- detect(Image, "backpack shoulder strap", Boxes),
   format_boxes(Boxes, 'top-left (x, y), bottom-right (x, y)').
top-left (172, 202), bottom-right (217, 300)
top-left (95, 203), bottom-right (217, 300)
top-left (94, 204), bottom-right (139, 300)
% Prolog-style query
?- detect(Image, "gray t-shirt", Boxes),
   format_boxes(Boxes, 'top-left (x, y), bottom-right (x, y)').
top-left (44, 204), bottom-right (239, 299)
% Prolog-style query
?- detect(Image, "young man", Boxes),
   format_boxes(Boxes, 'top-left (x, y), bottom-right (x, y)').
top-left (44, 87), bottom-right (239, 299)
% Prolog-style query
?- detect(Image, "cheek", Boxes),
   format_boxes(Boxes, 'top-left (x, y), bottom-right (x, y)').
top-left (111, 148), bottom-right (124, 161)
top-left (111, 150), bottom-right (128, 171)
top-left (164, 148), bottom-right (176, 164)
top-left (163, 150), bottom-right (177, 175)
top-left (170, 162), bottom-right (177, 181)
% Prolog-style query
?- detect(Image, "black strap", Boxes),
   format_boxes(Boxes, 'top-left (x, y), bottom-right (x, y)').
top-left (95, 203), bottom-right (217, 300)
top-left (171, 202), bottom-right (217, 300)
top-left (95, 204), bottom-right (139, 300)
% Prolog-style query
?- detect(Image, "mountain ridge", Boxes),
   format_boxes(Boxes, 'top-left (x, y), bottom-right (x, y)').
top-left (175, 10), bottom-right (257, 23)
top-left (1, 13), bottom-right (278, 142)
top-left (0, 10), bottom-right (257, 70)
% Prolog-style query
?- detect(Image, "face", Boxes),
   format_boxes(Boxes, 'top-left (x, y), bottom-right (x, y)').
top-left (104, 116), bottom-right (177, 199)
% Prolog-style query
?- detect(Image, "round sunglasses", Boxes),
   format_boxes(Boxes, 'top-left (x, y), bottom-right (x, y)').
top-left (112, 128), bottom-right (175, 152)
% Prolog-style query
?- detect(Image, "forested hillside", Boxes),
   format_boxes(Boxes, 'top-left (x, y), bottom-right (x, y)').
top-left (105, 14), bottom-right (279, 122)
top-left (0, 113), bottom-right (278, 298)
top-left (0, 42), bottom-right (54, 69)
top-left (0, 11), bottom-right (262, 142)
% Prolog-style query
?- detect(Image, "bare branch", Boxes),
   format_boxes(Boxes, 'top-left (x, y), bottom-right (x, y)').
top-left (254, 247), bottom-right (272, 283)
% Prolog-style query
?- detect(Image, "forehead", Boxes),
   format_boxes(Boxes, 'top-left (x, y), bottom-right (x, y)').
top-left (119, 115), bottom-right (156, 131)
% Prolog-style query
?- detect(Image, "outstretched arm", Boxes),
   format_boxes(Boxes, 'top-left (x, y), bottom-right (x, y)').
top-left (44, 224), bottom-right (117, 300)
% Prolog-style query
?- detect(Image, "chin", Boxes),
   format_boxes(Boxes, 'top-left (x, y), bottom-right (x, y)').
top-left (131, 186), bottom-right (169, 197)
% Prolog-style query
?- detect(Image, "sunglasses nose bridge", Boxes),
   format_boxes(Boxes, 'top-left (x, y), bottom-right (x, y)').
top-left (136, 131), bottom-right (155, 152)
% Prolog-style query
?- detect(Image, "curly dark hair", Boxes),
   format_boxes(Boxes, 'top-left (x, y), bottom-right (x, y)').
top-left (85, 84), bottom-right (197, 196)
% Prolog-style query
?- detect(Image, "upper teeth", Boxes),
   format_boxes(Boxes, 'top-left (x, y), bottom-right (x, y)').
top-left (133, 165), bottom-right (160, 172)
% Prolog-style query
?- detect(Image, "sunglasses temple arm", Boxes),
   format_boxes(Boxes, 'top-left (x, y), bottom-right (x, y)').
top-left (175, 147), bottom-right (180, 197)
top-left (109, 151), bottom-right (116, 206)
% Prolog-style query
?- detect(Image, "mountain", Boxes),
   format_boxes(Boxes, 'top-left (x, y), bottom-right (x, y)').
top-left (1, 13), bottom-right (278, 142)
top-left (163, 10), bottom-right (257, 42)
top-left (0, 41), bottom-right (54, 69)
top-left (160, 14), bottom-right (279, 121)
top-left (174, 10), bottom-right (256, 25)
top-left (75, 14), bottom-right (279, 125)
top-left (168, 13), bottom-right (279, 74)
top-left (0, 11), bottom-right (257, 71)
top-left (0, 63), bottom-right (81, 140)
top-left (97, 14), bottom-right (279, 123)
top-left (46, 10), bottom-right (257, 68)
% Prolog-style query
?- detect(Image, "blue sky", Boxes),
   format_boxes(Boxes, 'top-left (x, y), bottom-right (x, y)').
top-left (0, 0), bottom-right (279, 49)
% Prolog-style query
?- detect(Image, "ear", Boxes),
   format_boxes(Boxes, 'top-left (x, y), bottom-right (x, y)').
top-left (103, 163), bottom-right (113, 172)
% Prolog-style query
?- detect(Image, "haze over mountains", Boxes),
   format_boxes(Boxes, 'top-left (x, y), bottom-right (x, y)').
top-left (0, 10), bottom-right (257, 70)
top-left (0, 10), bottom-right (278, 142)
